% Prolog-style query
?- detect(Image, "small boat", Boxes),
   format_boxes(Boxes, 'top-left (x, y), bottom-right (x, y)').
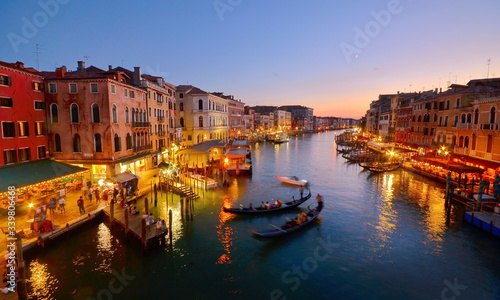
top-left (367, 162), bottom-right (400, 173)
top-left (252, 199), bottom-right (324, 238)
top-left (222, 189), bottom-right (312, 214)
top-left (276, 175), bottom-right (309, 186)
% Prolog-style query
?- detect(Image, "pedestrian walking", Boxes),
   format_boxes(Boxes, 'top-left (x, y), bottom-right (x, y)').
top-left (58, 197), bottom-right (66, 213)
top-left (88, 186), bottom-right (93, 202)
top-left (94, 186), bottom-right (101, 204)
top-left (77, 196), bottom-right (86, 214)
top-left (48, 198), bottom-right (57, 215)
top-left (102, 190), bottom-right (109, 206)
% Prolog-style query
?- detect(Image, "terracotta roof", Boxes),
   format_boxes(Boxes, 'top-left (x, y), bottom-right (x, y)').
top-left (0, 60), bottom-right (41, 76)
top-left (176, 85), bottom-right (208, 94)
top-left (41, 65), bottom-right (109, 80)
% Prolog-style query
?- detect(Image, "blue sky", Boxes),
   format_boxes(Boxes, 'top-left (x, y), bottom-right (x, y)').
top-left (1, 0), bottom-right (500, 118)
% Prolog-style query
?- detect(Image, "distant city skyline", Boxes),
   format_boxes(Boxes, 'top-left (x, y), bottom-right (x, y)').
top-left (1, 0), bottom-right (499, 118)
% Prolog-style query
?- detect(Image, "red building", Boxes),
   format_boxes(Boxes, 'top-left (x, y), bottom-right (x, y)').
top-left (0, 61), bottom-right (48, 166)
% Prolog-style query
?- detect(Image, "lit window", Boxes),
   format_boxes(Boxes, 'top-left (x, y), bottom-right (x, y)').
top-left (18, 122), bottom-right (29, 137)
top-left (32, 81), bottom-right (43, 91)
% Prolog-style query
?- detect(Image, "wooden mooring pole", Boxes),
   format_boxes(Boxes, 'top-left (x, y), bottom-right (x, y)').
top-left (110, 200), bottom-right (115, 225)
top-left (169, 209), bottom-right (173, 244)
top-left (124, 207), bottom-right (130, 238)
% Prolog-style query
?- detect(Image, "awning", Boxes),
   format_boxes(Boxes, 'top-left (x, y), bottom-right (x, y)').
top-left (454, 155), bottom-right (500, 171)
top-left (110, 171), bottom-right (140, 183)
top-left (0, 159), bottom-right (89, 193)
top-left (116, 152), bottom-right (151, 164)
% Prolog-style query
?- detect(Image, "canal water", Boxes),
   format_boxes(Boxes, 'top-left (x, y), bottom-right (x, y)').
top-left (26, 131), bottom-right (500, 300)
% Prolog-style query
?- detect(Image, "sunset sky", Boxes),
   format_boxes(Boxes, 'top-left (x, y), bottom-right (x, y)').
top-left (1, 0), bottom-right (500, 118)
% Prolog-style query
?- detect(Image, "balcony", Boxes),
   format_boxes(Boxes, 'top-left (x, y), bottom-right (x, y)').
top-left (157, 116), bottom-right (165, 122)
top-left (456, 123), bottom-right (472, 130)
top-left (454, 147), bottom-right (470, 155)
top-left (132, 122), bottom-right (150, 128)
top-left (157, 132), bottom-right (165, 137)
top-left (133, 144), bottom-right (152, 152)
top-left (480, 123), bottom-right (499, 130)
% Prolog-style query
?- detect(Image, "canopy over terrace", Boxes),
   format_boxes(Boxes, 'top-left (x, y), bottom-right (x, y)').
top-left (412, 156), bottom-right (484, 174)
top-left (0, 159), bottom-right (89, 194)
top-left (177, 139), bottom-right (226, 168)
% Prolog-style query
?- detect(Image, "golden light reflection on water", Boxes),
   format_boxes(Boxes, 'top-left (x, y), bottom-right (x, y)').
top-left (216, 194), bottom-right (237, 264)
top-left (369, 171), bottom-right (448, 256)
top-left (95, 223), bottom-right (114, 273)
top-left (28, 260), bottom-right (59, 300)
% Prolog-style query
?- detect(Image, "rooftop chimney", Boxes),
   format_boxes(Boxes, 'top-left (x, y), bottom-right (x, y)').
top-left (56, 66), bottom-right (67, 78)
top-left (133, 67), bottom-right (141, 86)
top-left (108, 65), bottom-right (113, 71)
top-left (15, 61), bottom-right (25, 69)
top-left (156, 78), bottom-right (163, 86)
top-left (77, 61), bottom-right (86, 72)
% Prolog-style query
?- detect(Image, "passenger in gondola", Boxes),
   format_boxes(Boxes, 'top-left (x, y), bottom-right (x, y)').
top-left (274, 199), bottom-right (282, 208)
top-left (260, 201), bottom-right (266, 209)
top-left (265, 202), bottom-right (271, 209)
top-left (248, 203), bottom-right (254, 210)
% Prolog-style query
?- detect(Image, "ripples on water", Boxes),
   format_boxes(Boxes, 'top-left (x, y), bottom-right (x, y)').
top-left (25, 131), bottom-right (500, 299)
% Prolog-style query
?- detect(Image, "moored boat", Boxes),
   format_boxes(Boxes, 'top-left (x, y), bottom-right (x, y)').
top-left (276, 175), bottom-right (309, 186)
top-left (252, 196), bottom-right (324, 238)
top-left (222, 189), bottom-right (312, 214)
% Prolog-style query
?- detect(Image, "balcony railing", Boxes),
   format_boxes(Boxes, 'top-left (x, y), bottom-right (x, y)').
top-left (132, 121), bottom-right (150, 128)
top-left (454, 147), bottom-right (470, 155)
top-left (133, 144), bottom-right (152, 152)
top-left (480, 123), bottom-right (499, 130)
top-left (456, 123), bottom-right (472, 130)
top-left (157, 116), bottom-right (165, 122)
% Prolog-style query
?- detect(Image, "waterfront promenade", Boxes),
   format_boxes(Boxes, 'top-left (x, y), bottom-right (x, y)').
top-left (0, 168), bottom-right (159, 298)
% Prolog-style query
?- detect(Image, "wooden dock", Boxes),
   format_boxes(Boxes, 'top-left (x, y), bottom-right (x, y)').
top-left (102, 203), bottom-right (168, 251)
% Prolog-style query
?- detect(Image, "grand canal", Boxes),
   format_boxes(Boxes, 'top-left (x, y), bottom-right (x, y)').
top-left (26, 131), bottom-right (500, 299)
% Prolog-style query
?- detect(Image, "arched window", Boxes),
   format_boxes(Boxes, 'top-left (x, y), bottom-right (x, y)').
top-left (199, 116), bottom-right (203, 127)
top-left (91, 103), bottom-right (100, 123)
top-left (433, 113), bottom-right (437, 122)
top-left (132, 133), bottom-right (137, 149)
top-left (417, 115), bottom-right (421, 122)
top-left (180, 102), bottom-right (184, 111)
top-left (464, 136), bottom-right (470, 148)
top-left (125, 107), bottom-right (130, 124)
top-left (487, 135), bottom-right (493, 153)
top-left (472, 134), bottom-right (476, 150)
top-left (112, 104), bottom-right (118, 123)
top-left (73, 134), bottom-right (81, 152)
top-left (458, 136), bottom-right (464, 147)
top-left (114, 134), bottom-right (121, 152)
top-left (467, 113), bottom-right (472, 123)
top-left (198, 99), bottom-right (203, 110)
top-left (55, 134), bottom-right (61, 152)
top-left (474, 109), bottom-right (479, 124)
top-left (50, 103), bottom-right (59, 123)
top-left (180, 117), bottom-right (184, 127)
top-left (94, 133), bottom-right (102, 152)
top-left (461, 114), bottom-right (466, 124)
top-left (412, 115), bottom-right (415, 122)
top-left (70, 103), bottom-right (79, 123)
top-left (489, 107), bottom-right (496, 124)
top-left (126, 133), bottom-right (132, 150)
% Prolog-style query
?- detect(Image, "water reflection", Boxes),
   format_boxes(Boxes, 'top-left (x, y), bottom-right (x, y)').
top-left (216, 195), bottom-right (236, 264)
top-left (28, 260), bottom-right (59, 299)
top-left (95, 223), bottom-right (114, 273)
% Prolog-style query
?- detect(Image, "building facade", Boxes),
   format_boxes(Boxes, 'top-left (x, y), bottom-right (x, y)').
top-left (0, 61), bottom-right (48, 166)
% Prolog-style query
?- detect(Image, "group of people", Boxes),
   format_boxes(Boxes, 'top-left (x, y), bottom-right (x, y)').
top-left (259, 200), bottom-right (283, 209)
top-left (142, 212), bottom-right (167, 230)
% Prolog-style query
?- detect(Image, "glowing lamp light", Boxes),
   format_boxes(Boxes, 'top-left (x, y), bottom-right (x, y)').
top-left (98, 179), bottom-right (105, 186)
top-left (224, 158), bottom-right (229, 163)
top-left (28, 203), bottom-right (34, 208)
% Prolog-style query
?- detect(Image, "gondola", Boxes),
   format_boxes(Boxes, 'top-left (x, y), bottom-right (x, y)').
top-left (222, 189), bottom-right (312, 214)
top-left (276, 175), bottom-right (309, 186)
top-left (252, 199), bottom-right (323, 238)
top-left (367, 162), bottom-right (400, 173)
